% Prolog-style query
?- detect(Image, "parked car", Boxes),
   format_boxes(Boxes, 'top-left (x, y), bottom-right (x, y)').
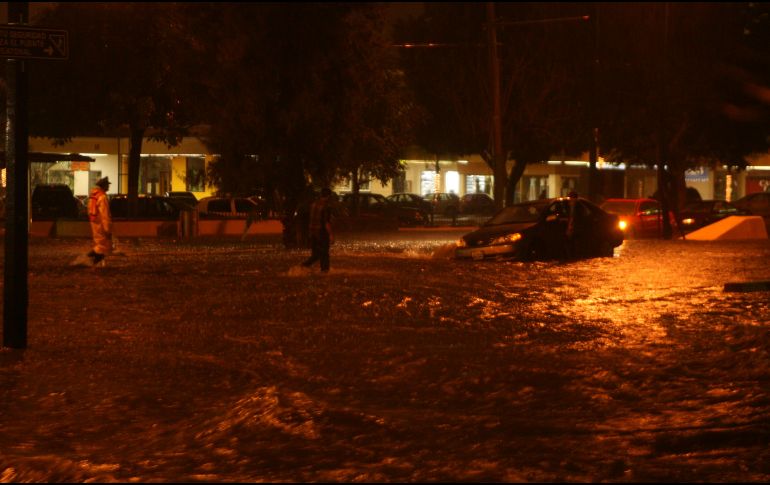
top-left (386, 192), bottom-right (432, 224)
top-left (109, 194), bottom-right (183, 220)
top-left (456, 196), bottom-right (623, 261)
top-left (340, 192), bottom-right (428, 229)
top-left (600, 198), bottom-right (677, 239)
top-left (679, 199), bottom-right (750, 233)
top-left (197, 196), bottom-right (264, 219)
top-left (459, 192), bottom-right (496, 215)
top-left (424, 192), bottom-right (460, 218)
top-left (165, 191), bottom-right (198, 209)
top-left (732, 191), bottom-right (770, 223)
top-left (31, 184), bottom-right (80, 220)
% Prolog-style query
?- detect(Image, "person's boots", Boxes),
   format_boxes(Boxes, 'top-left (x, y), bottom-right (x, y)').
top-left (91, 252), bottom-right (105, 266)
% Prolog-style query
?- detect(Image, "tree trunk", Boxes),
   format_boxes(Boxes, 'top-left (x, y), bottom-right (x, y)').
top-left (505, 159), bottom-right (527, 207)
top-left (127, 126), bottom-right (145, 218)
top-left (657, 163), bottom-right (673, 240)
top-left (350, 167), bottom-right (361, 217)
top-left (669, 162), bottom-right (688, 238)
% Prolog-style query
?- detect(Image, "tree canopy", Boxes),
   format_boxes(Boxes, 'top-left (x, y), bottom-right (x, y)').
top-left (395, 2), bottom-right (770, 214)
top-left (24, 2), bottom-right (204, 215)
top-left (394, 2), bottom-right (594, 206)
top-left (194, 3), bottom-right (422, 225)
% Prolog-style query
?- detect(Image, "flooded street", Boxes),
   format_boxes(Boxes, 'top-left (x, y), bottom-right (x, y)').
top-left (1, 232), bottom-right (769, 482)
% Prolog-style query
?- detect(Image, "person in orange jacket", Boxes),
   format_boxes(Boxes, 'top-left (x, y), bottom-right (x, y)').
top-left (87, 176), bottom-right (113, 266)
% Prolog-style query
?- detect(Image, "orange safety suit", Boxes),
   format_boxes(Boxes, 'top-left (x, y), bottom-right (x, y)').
top-left (88, 186), bottom-right (113, 255)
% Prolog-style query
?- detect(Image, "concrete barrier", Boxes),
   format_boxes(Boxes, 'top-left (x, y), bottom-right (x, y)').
top-left (54, 220), bottom-right (179, 238)
top-left (724, 280), bottom-right (770, 292)
top-left (41, 219), bottom-right (284, 238)
top-left (684, 216), bottom-right (768, 241)
top-left (30, 221), bottom-right (56, 237)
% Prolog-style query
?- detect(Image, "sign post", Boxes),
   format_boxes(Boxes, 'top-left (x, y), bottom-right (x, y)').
top-left (2, 5), bottom-right (69, 349)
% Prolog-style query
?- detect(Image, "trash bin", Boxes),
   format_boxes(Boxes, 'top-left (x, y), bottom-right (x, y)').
top-left (179, 208), bottom-right (198, 239)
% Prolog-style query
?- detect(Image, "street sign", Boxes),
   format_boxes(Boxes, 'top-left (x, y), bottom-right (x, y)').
top-left (0, 25), bottom-right (68, 60)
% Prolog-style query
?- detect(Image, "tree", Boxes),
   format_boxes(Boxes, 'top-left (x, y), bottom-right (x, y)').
top-left (25, 3), bottom-right (202, 216)
top-left (195, 3), bottom-right (422, 244)
top-left (597, 3), bottom-right (769, 237)
top-left (395, 2), bottom-right (592, 207)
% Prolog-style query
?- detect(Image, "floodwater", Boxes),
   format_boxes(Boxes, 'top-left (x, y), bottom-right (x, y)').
top-left (0, 232), bottom-right (769, 482)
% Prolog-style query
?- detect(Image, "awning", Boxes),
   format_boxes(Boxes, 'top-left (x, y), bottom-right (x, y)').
top-left (0, 152), bottom-right (95, 168)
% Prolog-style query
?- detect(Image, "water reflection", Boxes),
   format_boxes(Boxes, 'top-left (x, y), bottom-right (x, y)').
top-left (5, 236), bottom-right (770, 482)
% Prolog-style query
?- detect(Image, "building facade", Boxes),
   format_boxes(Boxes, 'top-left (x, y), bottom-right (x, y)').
top-left (6, 136), bottom-right (770, 207)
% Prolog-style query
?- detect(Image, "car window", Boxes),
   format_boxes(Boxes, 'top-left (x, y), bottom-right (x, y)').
top-left (234, 199), bottom-right (255, 213)
top-left (547, 200), bottom-right (570, 218)
top-left (110, 198), bottom-right (126, 217)
top-left (639, 201), bottom-right (660, 215)
top-left (684, 202), bottom-right (710, 213)
top-left (160, 200), bottom-right (176, 216)
top-left (208, 199), bottom-right (231, 212)
top-left (576, 201), bottom-right (592, 218)
top-left (369, 195), bottom-right (387, 208)
top-left (487, 202), bottom-right (547, 225)
top-left (716, 201), bottom-right (738, 214)
top-left (601, 200), bottom-right (636, 215)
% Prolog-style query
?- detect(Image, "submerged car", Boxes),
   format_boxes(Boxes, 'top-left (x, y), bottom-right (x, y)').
top-left (197, 196), bottom-right (264, 219)
top-left (679, 199), bottom-right (750, 233)
top-left (459, 192), bottom-right (496, 215)
top-left (338, 192), bottom-right (422, 229)
top-left (31, 184), bottom-right (81, 220)
top-left (424, 192), bottom-right (460, 218)
top-left (456, 196), bottom-right (623, 261)
top-left (600, 198), bottom-right (677, 239)
top-left (109, 194), bottom-right (183, 220)
top-left (386, 192), bottom-right (433, 223)
top-left (732, 191), bottom-right (770, 223)
top-left (165, 191), bottom-right (198, 209)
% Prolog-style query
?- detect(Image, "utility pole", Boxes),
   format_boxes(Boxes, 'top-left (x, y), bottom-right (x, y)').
top-left (486, 2), bottom-right (506, 210)
top-left (657, 2), bottom-right (673, 240)
top-left (587, 3), bottom-right (600, 202)
top-left (485, 6), bottom-right (590, 208)
top-left (4, 1), bottom-right (30, 349)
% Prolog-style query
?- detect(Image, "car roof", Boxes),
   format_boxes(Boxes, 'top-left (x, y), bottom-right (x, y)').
top-left (602, 198), bottom-right (657, 203)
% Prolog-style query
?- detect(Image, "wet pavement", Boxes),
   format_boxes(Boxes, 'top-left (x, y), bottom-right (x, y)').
top-left (0, 231), bottom-right (769, 482)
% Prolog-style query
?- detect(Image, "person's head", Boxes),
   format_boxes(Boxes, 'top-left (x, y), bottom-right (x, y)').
top-left (96, 176), bottom-right (111, 191)
top-left (320, 187), bottom-right (332, 198)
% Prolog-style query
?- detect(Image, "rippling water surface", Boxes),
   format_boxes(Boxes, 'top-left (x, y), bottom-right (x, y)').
top-left (0, 235), bottom-right (768, 482)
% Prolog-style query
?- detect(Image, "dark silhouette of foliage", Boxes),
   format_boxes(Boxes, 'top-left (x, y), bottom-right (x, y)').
top-left (597, 2), bottom-right (770, 237)
top-left (25, 3), bottom-right (203, 215)
top-left (394, 2), bottom-right (593, 206)
top-left (193, 3), bottom-right (422, 243)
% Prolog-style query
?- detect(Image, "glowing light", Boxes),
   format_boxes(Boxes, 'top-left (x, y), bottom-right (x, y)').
top-left (618, 220), bottom-right (627, 231)
top-left (492, 232), bottom-right (521, 245)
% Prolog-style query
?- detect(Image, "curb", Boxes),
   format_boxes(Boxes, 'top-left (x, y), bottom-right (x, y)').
top-left (723, 281), bottom-right (770, 292)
